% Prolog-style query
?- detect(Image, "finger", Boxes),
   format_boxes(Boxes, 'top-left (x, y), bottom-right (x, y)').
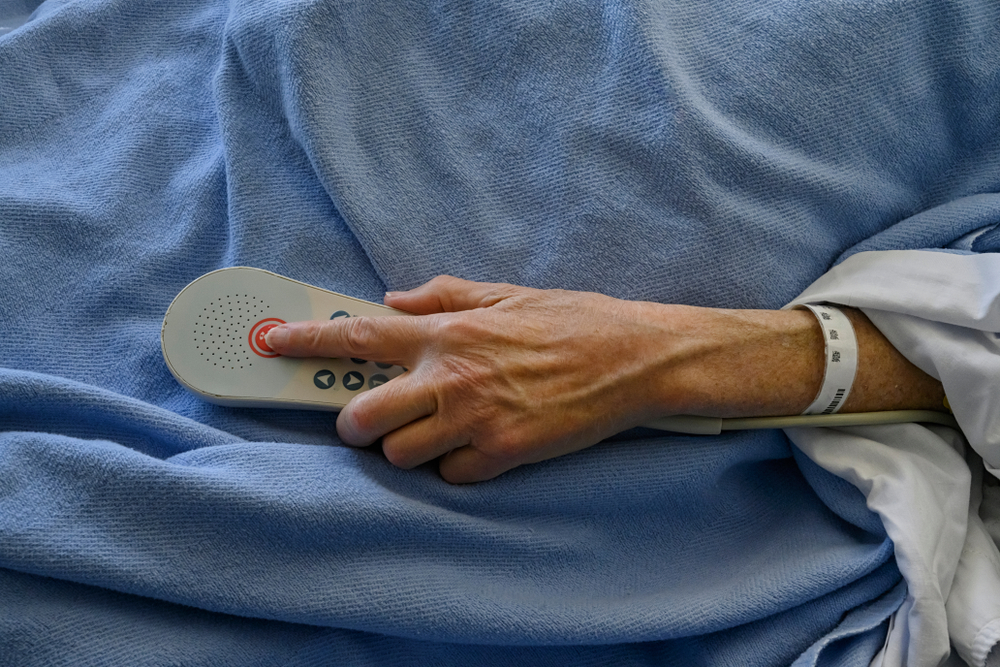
top-left (336, 372), bottom-right (436, 447)
top-left (379, 415), bottom-right (468, 470)
top-left (384, 275), bottom-right (523, 314)
top-left (265, 316), bottom-right (423, 365)
top-left (438, 446), bottom-right (516, 484)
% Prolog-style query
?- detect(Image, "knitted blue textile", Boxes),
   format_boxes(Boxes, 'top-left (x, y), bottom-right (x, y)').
top-left (1, 0), bottom-right (999, 664)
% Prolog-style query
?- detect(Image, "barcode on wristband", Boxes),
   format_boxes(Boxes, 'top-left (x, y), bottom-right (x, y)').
top-left (800, 303), bottom-right (857, 416)
top-left (821, 388), bottom-right (846, 415)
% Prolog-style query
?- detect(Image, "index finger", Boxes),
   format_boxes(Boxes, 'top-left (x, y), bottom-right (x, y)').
top-left (264, 316), bottom-right (426, 366)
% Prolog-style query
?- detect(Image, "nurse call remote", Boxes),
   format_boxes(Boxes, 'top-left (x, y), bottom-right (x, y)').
top-left (161, 267), bottom-right (407, 411)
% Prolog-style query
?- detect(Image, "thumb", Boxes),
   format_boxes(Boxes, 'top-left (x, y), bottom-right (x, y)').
top-left (385, 275), bottom-right (524, 314)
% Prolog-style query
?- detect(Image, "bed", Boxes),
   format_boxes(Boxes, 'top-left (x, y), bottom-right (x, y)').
top-left (1, 0), bottom-right (999, 664)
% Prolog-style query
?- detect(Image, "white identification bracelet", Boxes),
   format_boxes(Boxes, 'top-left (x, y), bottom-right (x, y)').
top-left (800, 304), bottom-right (858, 415)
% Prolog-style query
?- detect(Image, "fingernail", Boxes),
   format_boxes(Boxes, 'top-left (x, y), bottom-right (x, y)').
top-left (264, 325), bottom-right (289, 348)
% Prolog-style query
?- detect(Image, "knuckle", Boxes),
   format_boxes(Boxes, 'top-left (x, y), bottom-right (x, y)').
top-left (381, 439), bottom-right (417, 469)
top-left (341, 316), bottom-right (380, 356)
top-left (345, 406), bottom-right (374, 434)
top-left (434, 314), bottom-right (488, 345)
top-left (439, 460), bottom-right (476, 485)
top-left (337, 400), bottom-right (377, 445)
top-left (436, 357), bottom-right (489, 399)
top-left (481, 430), bottom-right (523, 463)
top-left (305, 322), bottom-right (332, 349)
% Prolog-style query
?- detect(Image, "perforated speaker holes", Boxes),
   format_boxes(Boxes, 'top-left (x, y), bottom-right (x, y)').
top-left (193, 295), bottom-right (269, 370)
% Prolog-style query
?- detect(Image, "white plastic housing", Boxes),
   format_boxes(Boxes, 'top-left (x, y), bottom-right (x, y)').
top-left (161, 267), bottom-right (408, 410)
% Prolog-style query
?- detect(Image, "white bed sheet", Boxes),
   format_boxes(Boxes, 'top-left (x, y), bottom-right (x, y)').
top-left (787, 248), bottom-right (1000, 667)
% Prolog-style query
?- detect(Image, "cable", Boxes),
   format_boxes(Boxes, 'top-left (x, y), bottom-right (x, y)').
top-left (643, 410), bottom-right (959, 435)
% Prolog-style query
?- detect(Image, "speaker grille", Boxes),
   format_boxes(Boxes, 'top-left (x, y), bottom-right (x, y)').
top-left (193, 295), bottom-right (269, 370)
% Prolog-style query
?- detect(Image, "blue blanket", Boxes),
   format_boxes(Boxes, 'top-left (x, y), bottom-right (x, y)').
top-left (1, 0), bottom-right (998, 664)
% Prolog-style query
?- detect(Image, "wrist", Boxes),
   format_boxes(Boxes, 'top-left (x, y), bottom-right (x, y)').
top-left (644, 305), bottom-right (825, 419)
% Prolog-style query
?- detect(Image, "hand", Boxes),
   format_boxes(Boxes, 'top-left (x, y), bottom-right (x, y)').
top-left (264, 276), bottom-right (694, 483)
top-left (264, 276), bottom-right (946, 483)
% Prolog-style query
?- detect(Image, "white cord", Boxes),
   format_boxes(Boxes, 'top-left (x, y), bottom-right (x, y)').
top-left (643, 410), bottom-right (959, 435)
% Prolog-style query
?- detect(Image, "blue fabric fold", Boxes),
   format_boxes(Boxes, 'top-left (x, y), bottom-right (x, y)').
top-left (3, 0), bottom-right (1000, 663)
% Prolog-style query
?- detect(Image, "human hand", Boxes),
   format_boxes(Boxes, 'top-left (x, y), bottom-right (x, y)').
top-left (264, 276), bottom-right (689, 483)
top-left (264, 275), bottom-right (945, 483)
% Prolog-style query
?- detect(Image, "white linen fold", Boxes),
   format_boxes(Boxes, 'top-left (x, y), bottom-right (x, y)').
top-left (787, 249), bottom-right (1000, 667)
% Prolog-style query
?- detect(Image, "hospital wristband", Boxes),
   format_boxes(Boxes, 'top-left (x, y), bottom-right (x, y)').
top-left (800, 304), bottom-right (858, 415)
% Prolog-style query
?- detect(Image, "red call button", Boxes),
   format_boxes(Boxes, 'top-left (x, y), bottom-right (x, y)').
top-left (249, 318), bottom-right (286, 358)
